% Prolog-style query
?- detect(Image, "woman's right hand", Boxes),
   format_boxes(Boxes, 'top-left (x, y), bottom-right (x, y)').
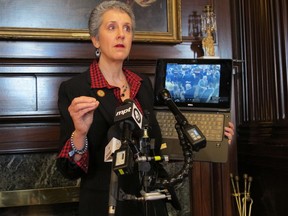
top-left (68, 96), bottom-right (99, 136)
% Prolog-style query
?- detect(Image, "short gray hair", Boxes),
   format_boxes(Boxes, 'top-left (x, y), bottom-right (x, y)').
top-left (88, 1), bottom-right (136, 38)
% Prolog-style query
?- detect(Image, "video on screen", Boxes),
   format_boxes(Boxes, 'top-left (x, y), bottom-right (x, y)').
top-left (165, 63), bottom-right (221, 103)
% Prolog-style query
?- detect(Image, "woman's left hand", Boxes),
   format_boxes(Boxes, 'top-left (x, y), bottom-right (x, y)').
top-left (224, 122), bottom-right (235, 144)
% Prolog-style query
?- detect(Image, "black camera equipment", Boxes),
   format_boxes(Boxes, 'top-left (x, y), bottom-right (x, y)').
top-left (108, 95), bottom-right (206, 215)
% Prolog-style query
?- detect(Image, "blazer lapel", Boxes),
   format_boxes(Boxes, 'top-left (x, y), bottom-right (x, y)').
top-left (90, 88), bottom-right (118, 126)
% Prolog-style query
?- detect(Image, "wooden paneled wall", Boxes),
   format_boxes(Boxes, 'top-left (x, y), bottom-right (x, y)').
top-left (0, 1), bottom-right (236, 215)
top-left (231, 0), bottom-right (288, 215)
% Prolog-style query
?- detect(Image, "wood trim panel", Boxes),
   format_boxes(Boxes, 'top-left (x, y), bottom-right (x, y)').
top-left (0, 1), bottom-right (237, 215)
top-left (0, 123), bottom-right (60, 153)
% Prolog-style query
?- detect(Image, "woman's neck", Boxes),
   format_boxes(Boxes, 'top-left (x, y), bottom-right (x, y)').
top-left (98, 59), bottom-right (130, 100)
top-left (98, 59), bottom-right (125, 86)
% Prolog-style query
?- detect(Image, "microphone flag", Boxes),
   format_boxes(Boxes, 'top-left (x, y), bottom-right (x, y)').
top-left (114, 99), bottom-right (143, 130)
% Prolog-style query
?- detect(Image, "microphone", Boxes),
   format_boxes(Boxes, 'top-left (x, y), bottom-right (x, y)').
top-left (106, 125), bottom-right (121, 215)
top-left (158, 89), bottom-right (206, 151)
top-left (105, 125), bottom-right (122, 162)
top-left (136, 155), bottom-right (169, 162)
top-left (108, 169), bottom-right (118, 215)
top-left (114, 99), bottom-right (143, 130)
top-left (112, 99), bottom-right (143, 176)
top-left (158, 89), bottom-right (188, 126)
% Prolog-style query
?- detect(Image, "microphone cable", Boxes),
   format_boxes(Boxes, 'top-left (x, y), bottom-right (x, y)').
top-left (158, 123), bottom-right (194, 187)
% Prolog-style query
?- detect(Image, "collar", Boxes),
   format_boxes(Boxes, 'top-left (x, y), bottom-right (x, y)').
top-left (89, 60), bottom-right (142, 99)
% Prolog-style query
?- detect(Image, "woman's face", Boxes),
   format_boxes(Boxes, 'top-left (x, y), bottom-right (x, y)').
top-left (91, 9), bottom-right (133, 62)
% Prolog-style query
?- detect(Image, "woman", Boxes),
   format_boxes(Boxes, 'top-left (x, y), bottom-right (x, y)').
top-left (57, 1), bottom-right (169, 215)
top-left (56, 1), bottom-right (235, 216)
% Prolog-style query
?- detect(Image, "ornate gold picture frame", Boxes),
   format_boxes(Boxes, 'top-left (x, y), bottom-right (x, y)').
top-left (0, 0), bottom-right (181, 43)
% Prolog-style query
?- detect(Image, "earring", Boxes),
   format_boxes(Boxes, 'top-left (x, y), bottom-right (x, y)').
top-left (95, 48), bottom-right (101, 57)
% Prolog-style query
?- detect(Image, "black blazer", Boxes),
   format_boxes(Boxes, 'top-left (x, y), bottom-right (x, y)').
top-left (56, 69), bottom-right (168, 216)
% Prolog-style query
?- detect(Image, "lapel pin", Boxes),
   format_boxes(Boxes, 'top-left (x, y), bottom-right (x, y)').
top-left (97, 90), bottom-right (105, 97)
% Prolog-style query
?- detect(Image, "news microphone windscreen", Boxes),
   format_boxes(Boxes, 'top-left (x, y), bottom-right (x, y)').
top-left (158, 88), bottom-right (185, 121)
top-left (114, 100), bottom-right (143, 130)
top-left (158, 88), bottom-right (172, 101)
top-left (107, 124), bottom-right (121, 141)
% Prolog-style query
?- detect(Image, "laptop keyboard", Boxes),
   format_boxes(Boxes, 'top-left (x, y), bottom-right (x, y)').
top-left (156, 111), bottom-right (225, 142)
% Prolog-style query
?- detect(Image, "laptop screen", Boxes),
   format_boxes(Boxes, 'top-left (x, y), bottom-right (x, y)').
top-left (154, 58), bottom-right (233, 110)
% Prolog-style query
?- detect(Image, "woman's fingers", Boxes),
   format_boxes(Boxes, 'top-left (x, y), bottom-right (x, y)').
top-left (224, 122), bottom-right (235, 144)
top-left (68, 96), bottom-right (100, 133)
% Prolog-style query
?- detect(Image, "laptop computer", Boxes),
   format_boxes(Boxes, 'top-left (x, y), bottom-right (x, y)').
top-left (153, 58), bottom-right (233, 163)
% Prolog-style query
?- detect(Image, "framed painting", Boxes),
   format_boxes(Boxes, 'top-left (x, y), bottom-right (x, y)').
top-left (0, 0), bottom-right (181, 43)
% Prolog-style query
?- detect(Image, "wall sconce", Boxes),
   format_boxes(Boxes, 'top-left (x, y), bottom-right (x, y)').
top-left (201, 4), bottom-right (217, 57)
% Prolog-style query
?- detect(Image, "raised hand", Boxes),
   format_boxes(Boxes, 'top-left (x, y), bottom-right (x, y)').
top-left (68, 96), bottom-right (99, 136)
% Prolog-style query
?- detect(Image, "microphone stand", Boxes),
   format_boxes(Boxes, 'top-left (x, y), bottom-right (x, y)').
top-left (116, 121), bottom-right (172, 216)
top-left (108, 121), bottom-right (135, 215)
top-left (108, 168), bottom-right (118, 216)
top-left (111, 109), bottom-right (197, 215)
top-left (139, 124), bottom-right (152, 216)
top-left (118, 122), bottom-right (193, 215)
top-left (159, 123), bottom-right (194, 187)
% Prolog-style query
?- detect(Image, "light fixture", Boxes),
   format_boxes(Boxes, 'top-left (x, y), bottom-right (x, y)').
top-left (201, 4), bottom-right (217, 57)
